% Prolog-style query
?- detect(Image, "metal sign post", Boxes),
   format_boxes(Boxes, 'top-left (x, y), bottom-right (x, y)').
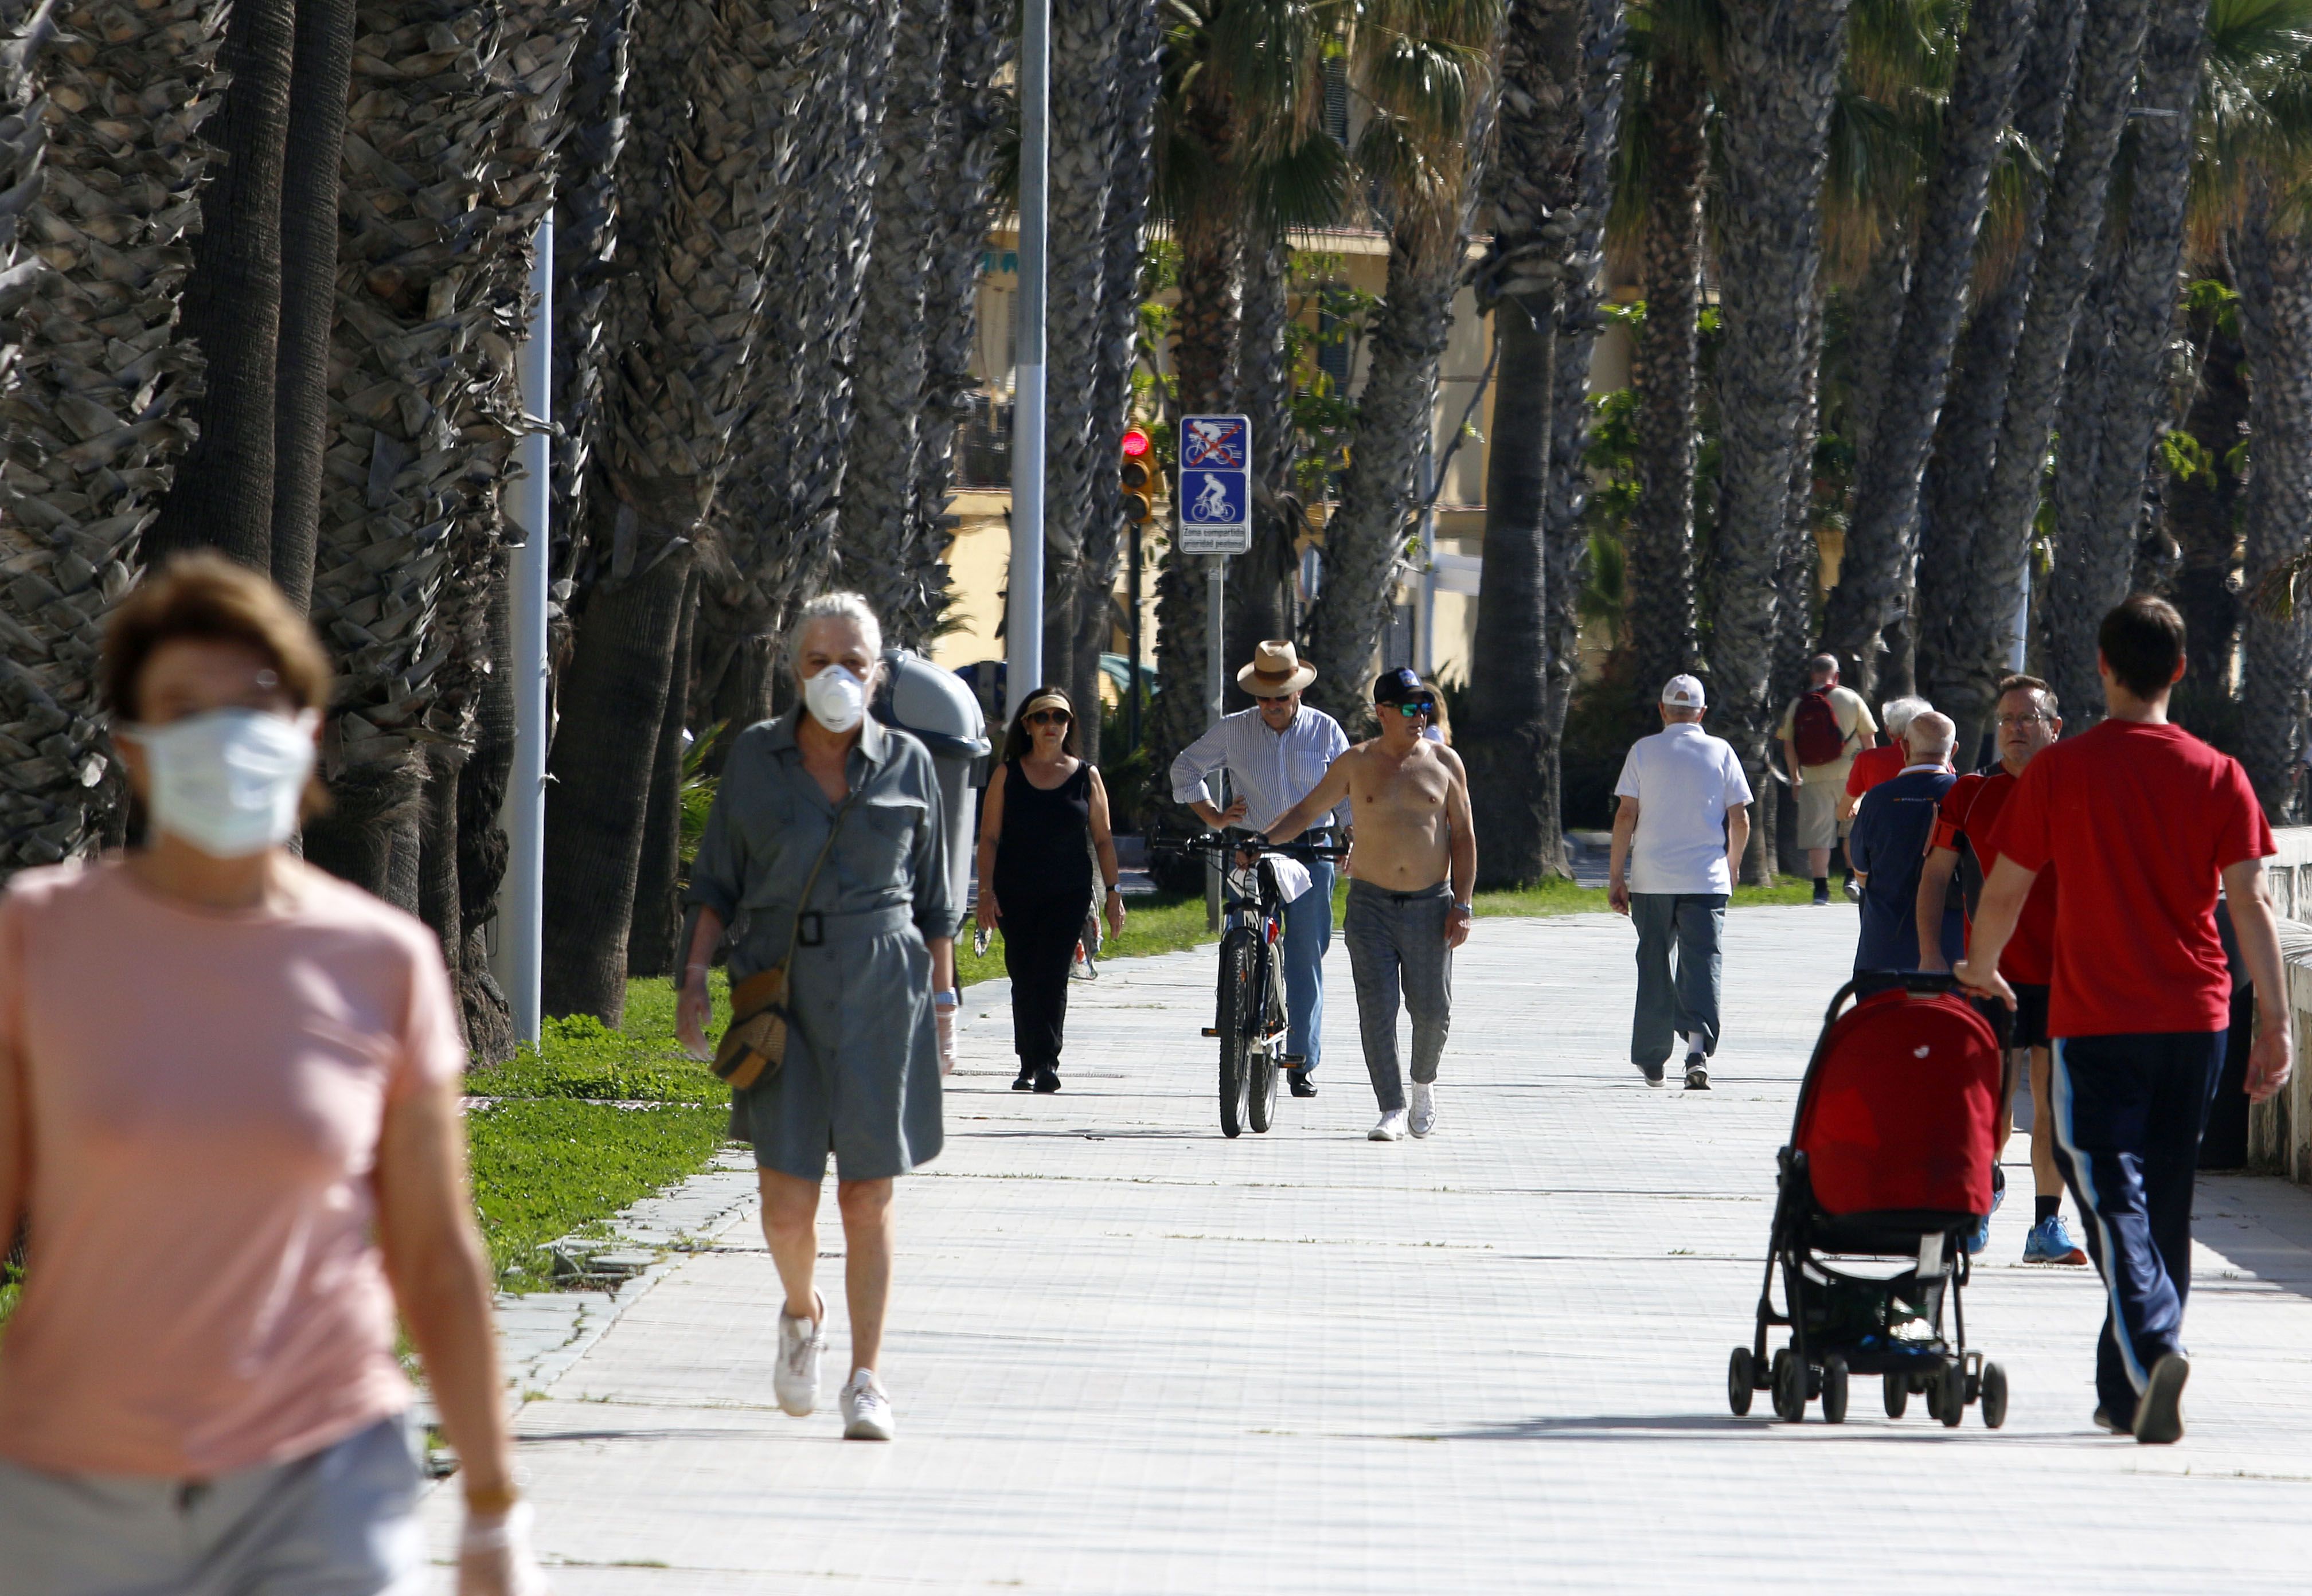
top-left (1180, 414), bottom-right (1253, 929)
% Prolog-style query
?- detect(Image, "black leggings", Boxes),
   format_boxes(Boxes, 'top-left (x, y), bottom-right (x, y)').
top-left (1002, 893), bottom-right (1086, 1067)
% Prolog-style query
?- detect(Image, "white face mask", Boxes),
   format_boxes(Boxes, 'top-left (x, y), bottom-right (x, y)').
top-left (803, 664), bottom-right (867, 733)
top-left (124, 707), bottom-right (319, 858)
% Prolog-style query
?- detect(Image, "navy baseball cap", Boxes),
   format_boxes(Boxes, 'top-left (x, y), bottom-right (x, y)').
top-left (1372, 667), bottom-right (1426, 705)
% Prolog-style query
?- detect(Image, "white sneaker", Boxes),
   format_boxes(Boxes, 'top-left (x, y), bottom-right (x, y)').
top-left (841, 1369), bottom-right (896, 1441)
top-left (1369, 1109), bottom-right (1408, 1141)
top-left (775, 1293), bottom-right (823, 1417)
top-left (1408, 1082), bottom-right (1436, 1137)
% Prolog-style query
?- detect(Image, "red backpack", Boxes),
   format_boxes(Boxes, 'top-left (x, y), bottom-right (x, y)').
top-left (1791, 688), bottom-right (1847, 768)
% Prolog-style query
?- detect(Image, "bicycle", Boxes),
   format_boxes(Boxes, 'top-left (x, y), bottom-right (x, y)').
top-left (1160, 831), bottom-right (1348, 1138)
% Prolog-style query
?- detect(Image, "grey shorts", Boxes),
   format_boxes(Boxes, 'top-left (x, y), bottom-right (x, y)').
top-left (0, 1414), bottom-right (423, 1596)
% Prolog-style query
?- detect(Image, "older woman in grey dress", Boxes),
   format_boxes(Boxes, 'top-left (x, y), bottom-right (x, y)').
top-left (675, 593), bottom-right (957, 1444)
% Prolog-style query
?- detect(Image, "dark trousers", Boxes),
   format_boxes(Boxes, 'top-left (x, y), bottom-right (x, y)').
top-left (1002, 893), bottom-right (1084, 1068)
top-left (1628, 892), bottom-right (1726, 1067)
top-left (2047, 1031), bottom-right (2225, 1424)
top-left (1342, 879), bottom-right (1454, 1113)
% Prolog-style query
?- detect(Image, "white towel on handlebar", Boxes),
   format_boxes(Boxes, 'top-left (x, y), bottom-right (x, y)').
top-left (1259, 853), bottom-right (1315, 905)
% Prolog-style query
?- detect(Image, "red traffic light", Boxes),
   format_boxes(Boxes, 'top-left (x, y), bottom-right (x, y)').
top-left (1120, 427), bottom-right (1152, 459)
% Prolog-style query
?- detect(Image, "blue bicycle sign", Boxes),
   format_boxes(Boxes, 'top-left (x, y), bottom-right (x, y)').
top-left (1177, 413), bottom-right (1252, 553)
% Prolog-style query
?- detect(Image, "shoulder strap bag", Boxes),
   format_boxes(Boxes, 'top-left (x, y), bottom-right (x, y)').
top-left (712, 784), bottom-right (865, 1090)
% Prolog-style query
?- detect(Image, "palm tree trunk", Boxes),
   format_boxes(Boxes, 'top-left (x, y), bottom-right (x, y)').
top-left (1707, 0), bottom-right (1852, 819)
top-left (0, 0), bottom-right (224, 873)
top-left (1303, 216), bottom-right (1464, 730)
top-left (458, 556), bottom-right (518, 1065)
top-left (1039, 0), bottom-right (1131, 690)
top-left (1224, 229), bottom-right (1296, 715)
top-left (1966, 0), bottom-right (2156, 730)
top-left (1625, 45), bottom-right (1707, 717)
top-left (550, 0), bottom-right (641, 605)
top-left (2168, 310), bottom-right (2247, 704)
top-left (1069, 0), bottom-right (1163, 761)
top-left (2041, 237), bottom-right (2120, 707)
top-left (1821, 0), bottom-right (2037, 692)
top-left (2042, 0), bottom-right (2212, 714)
top-left (269, 0), bottom-right (355, 613)
top-left (2232, 192), bottom-right (2312, 821)
top-left (839, 0), bottom-right (950, 636)
top-left (542, 0), bottom-right (822, 1022)
top-left (143, 0), bottom-right (292, 574)
top-left (903, 0), bottom-right (1018, 650)
top-left (627, 564), bottom-right (699, 976)
top-left (1913, 0), bottom-right (2086, 752)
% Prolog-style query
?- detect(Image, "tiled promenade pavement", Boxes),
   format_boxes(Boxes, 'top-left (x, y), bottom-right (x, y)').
top-left (429, 907), bottom-right (2312, 1592)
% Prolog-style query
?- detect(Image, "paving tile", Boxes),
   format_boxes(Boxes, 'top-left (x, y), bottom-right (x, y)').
top-left (423, 906), bottom-right (2312, 1592)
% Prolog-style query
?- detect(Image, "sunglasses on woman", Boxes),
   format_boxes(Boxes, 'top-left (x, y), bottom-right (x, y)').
top-left (1026, 709), bottom-right (1071, 726)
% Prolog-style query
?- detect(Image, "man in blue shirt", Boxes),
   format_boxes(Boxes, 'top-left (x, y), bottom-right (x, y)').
top-left (1169, 641), bottom-right (1349, 1096)
top-left (1848, 709), bottom-right (1963, 971)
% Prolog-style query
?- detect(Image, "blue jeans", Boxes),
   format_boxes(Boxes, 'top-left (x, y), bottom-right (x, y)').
top-left (1279, 859), bottom-right (1336, 1076)
top-left (2047, 1031), bottom-right (2225, 1426)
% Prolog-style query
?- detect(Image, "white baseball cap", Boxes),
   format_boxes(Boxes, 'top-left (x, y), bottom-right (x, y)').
top-left (1661, 674), bottom-right (1706, 710)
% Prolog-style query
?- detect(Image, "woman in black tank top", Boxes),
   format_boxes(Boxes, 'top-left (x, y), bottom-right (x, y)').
top-left (974, 686), bottom-right (1126, 1091)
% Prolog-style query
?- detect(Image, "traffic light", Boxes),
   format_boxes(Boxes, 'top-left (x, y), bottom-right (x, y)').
top-left (1119, 426), bottom-right (1158, 523)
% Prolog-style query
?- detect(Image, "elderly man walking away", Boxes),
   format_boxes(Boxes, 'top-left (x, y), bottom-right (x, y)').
top-left (1265, 670), bottom-right (1476, 1141)
top-left (1848, 710), bottom-right (1963, 973)
top-left (1916, 674), bottom-right (2086, 1265)
top-left (1608, 675), bottom-right (1752, 1090)
top-left (1958, 596), bottom-right (2293, 1445)
top-left (1778, 654), bottom-right (1878, 905)
top-left (1169, 641), bottom-right (1349, 1096)
top-left (1841, 695), bottom-right (1934, 822)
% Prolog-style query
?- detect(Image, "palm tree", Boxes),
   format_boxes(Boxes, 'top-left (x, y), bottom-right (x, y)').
top-left (0, 0), bottom-right (224, 874)
top-left (141, 0), bottom-right (292, 576)
top-left (1911, 0), bottom-right (2086, 753)
top-left (1956, 0), bottom-right (2157, 732)
top-left (543, 0), bottom-right (805, 1024)
top-left (2038, 0), bottom-right (2217, 723)
top-left (897, 0), bottom-right (1019, 651)
top-left (1819, 0), bottom-right (2040, 696)
top-left (1300, 0), bottom-right (1504, 730)
top-left (1458, 0), bottom-right (1598, 886)
top-left (838, 0), bottom-right (952, 648)
top-left (2232, 178), bottom-right (2312, 817)
top-left (1619, 3), bottom-right (1715, 715)
top-left (1703, 0), bottom-right (1853, 817)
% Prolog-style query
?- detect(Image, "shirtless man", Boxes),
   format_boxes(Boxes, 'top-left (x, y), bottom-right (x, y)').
top-left (1264, 668), bottom-right (1477, 1141)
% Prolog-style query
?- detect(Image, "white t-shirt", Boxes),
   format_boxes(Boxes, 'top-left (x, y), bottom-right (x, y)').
top-left (1614, 722), bottom-right (1755, 894)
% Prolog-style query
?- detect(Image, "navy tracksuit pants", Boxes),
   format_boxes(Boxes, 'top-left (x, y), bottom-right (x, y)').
top-left (2046, 1031), bottom-right (2226, 1426)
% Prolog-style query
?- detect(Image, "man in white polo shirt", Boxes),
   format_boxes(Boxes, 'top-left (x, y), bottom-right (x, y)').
top-left (1609, 675), bottom-right (1754, 1089)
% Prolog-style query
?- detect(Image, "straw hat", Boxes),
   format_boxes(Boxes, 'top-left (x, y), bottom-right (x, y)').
top-left (1237, 639), bottom-right (1317, 697)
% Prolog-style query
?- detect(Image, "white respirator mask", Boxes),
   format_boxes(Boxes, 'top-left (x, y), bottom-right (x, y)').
top-left (123, 707), bottom-right (319, 858)
top-left (803, 664), bottom-right (868, 734)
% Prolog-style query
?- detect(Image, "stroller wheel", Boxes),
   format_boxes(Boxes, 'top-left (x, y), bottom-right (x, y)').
top-left (1820, 1355), bottom-right (1849, 1424)
top-left (1937, 1361), bottom-right (1967, 1427)
top-left (1727, 1347), bottom-right (1756, 1416)
top-left (1980, 1362), bottom-right (2009, 1429)
top-left (1772, 1348), bottom-right (1807, 1422)
top-left (1883, 1371), bottom-right (1908, 1419)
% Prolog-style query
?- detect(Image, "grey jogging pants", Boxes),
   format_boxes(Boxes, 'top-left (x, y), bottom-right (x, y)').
top-left (1628, 890), bottom-right (1726, 1069)
top-left (1342, 878), bottom-right (1454, 1113)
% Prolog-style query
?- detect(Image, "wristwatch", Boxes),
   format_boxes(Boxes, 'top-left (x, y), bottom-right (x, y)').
top-left (1454, 902), bottom-right (1474, 915)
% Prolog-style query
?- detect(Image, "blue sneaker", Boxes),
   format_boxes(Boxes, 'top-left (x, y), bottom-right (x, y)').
top-left (2024, 1214), bottom-right (2088, 1265)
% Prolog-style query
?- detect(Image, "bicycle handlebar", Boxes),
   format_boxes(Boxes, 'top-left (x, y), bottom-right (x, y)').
top-left (1153, 831), bottom-right (1350, 862)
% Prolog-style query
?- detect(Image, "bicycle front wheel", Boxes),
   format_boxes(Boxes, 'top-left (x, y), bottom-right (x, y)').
top-left (1217, 929), bottom-right (1252, 1138)
top-left (1247, 946), bottom-right (1282, 1133)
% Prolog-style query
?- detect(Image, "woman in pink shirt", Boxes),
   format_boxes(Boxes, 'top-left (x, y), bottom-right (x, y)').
top-left (0, 557), bottom-right (539, 1594)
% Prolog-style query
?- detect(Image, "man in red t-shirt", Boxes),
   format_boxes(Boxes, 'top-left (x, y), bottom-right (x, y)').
top-left (1958, 597), bottom-right (2292, 1445)
top-left (1916, 674), bottom-right (2082, 1265)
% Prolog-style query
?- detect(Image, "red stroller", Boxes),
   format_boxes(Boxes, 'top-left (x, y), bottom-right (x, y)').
top-left (1728, 975), bottom-right (2011, 1426)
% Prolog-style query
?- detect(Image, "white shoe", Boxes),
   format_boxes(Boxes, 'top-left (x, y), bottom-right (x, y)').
top-left (775, 1293), bottom-right (823, 1417)
top-left (1369, 1109), bottom-right (1408, 1141)
top-left (1408, 1082), bottom-right (1436, 1137)
top-left (841, 1369), bottom-right (896, 1441)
